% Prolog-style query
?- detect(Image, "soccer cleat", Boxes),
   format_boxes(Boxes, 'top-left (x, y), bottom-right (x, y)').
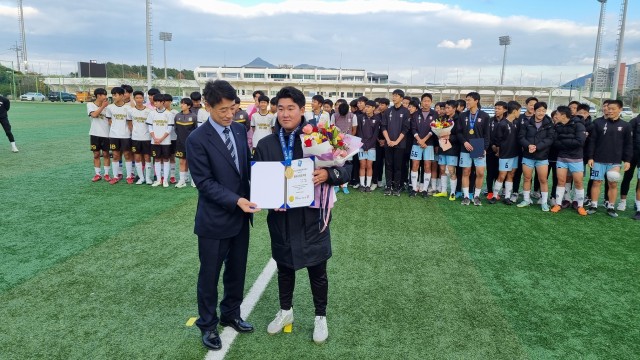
top-left (313, 316), bottom-right (328, 345)
top-left (607, 208), bottom-right (618, 218)
top-left (541, 203), bottom-right (550, 212)
top-left (587, 206), bottom-right (598, 215)
top-left (365, 186), bottom-right (371, 193)
top-left (422, 191), bottom-right (429, 199)
top-left (617, 201), bottom-right (626, 212)
top-left (169, 176), bottom-right (177, 184)
top-left (455, 191), bottom-right (463, 199)
top-left (531, 191), bottom-right (541, 199)
top-left (359, 186), bottom-right (366, 192)
top-left (163, 179), bottom-right (169, 188)
top-left (126, 177), bottom-right (134, 185)
top-left (572, 201), bottom-right (579, 210)
top-left (342, 186), bottom-right (350, 194)
top-left (267, 309), bottom-right (293, 335)
top-left (487, 193), bottom-right (494, 200)
top-left (11, 143), bottom-right (19, 152)
top-left (191, 180), bottom-right (196, 188)
top-left (117, 174), bottom-right (123, 180)
top-left (109, 177), bottom-right (120, 185)
top-left (136, 178), bottom-right (145, 185)
top-left (584, 199), bottom-right (592, 208)
top-left (449, 193), bottom-right (456, 201)
top-left (536, 198), bottom-right (544, 205)
top-left (151, 180), bottom-right (162, 187)
top-left (394, 188), bottom-right (402, 197)
top-left (175, 180), bottom-right (187, 188)
top-left (577, 207), bottom-right (588, 216)
top-left (633, 211), bottom-right (640, 221)
top-left (503, 198), bottom-right (514, 205)
top-left (488, 197), bottom-right (497, 205)
top-left (384, 187), bottom-right (392, 196)
top-left (434, 192), bottom-right (448, 197)
top-left (409, 190), bottom-right (417, 197)
top-left (370, 183), bottom-right (377, 191)
top-left (561, 200), bottom-right (571, 209)
top-left (510, 193), bottom-right (518, 203)
top-left (104, 174), bottom-right (111, 182)
top-left (352, 183), bottom-right (360, 189)
top-left (461, 197), bottom-right (471, 206)
top-left (92, 174), bottom-right (102, 182)
top-left (550, 205), bottom-right (562, 213)
top-left (603, 200), bottom-right (610, 209)
top-left (473, 197), bottom-right (482, 206)
top-left (146, 178), bottom-right (154, 185)
top-left (427, 188), bottom-right (437, 196)
top-left (516, 200), bottom-right (530, 208)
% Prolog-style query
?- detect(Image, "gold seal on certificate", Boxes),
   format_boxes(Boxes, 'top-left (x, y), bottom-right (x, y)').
top-left (285, 166), bottom-right (294, 179)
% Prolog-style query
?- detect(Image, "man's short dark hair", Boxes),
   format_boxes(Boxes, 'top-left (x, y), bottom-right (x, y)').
top-left (525, 97), bottom-right (539, 105)
top-left (392, 89), bottom-right (405, 97)
top-left (132, 90), bottom-right (144, 98)
top-left (163, 94), bottom-right (173, 102)
top-left (466, 92), bottom-right (480, 102)
top-left (270, 97), bottom-right (277, 106)
top-left (556, 106), bottom-right (571, 118)
top-left (456, 99), bottom-right (466, 109)
top-left (181, 98), bottom-right (193, 107)
top-left (349, 99), bottom-right (358, 108)
top-left (120, 84), bottom-right (133, 94)
top-left (276, 86), bottom-right (305, 108)
top-left (336, 99), bottom-right (347, 106)
top-left (602, 99), bottom-right (613, 105)
top-left (148, 88), bottom-right (160, 96)
top-left (403, 96), bottom-right (412, 102)
top-left (609, 99), bottom-right (623, 108)
top-left (378, 98), bottom-right (390, 106)
top-left (94, 88), bottom-right (107, 96)
top-left (435, 101), bottom-right (445, 108)
top-left (190, 91), bottom-right (202, 101)
top-left (202, 80), bottom-right (237, 108)
top-left (409, 99), bottom-right (420, 109)
top-left (445, 100), bottom-right (458, 108)
top-left (111, 87), bottom-right (125, 95)
top-left (577, 103), bottom-right (591, 113)
top-left (534, 102), bottom-right (548, 111)
top-left (421, 93), bottom-right (433, 101)
top-left (338, 103), bottom-right (349, 116)
top-left (253, 90), bottom-right (265, 98)
top-left (507, 101), bottom-right (521, 114)
top-left (357, 96), bottom-right (368, 103)
top-left (569, 100), bottom-right (581, 107)
top-left (235, 97), bottom-right (241, 105)
top-left (312, 94), bottom-right (324, 104)
top-left (323, 99), bottom-right (333, 107)
top-left (494, 101), bottom-right (508, 109)
top-left (258, 95), bottom-right (269, 103)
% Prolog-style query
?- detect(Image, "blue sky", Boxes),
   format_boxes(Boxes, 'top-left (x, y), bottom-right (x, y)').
top-left (0, 0), bottom-right (638, 86)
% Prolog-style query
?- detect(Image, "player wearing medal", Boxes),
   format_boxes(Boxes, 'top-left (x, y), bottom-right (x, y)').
top-left (434, 100), bottom-right (460, 200)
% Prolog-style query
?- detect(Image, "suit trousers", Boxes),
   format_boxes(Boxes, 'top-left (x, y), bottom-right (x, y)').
top-left (196, 220), bottom-right (250, 332)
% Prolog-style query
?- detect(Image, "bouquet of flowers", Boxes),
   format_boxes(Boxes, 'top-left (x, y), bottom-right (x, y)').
top-left (300, 120), bottom-right (362, 232)
top-left (430, 117), bottom-right (455, 151)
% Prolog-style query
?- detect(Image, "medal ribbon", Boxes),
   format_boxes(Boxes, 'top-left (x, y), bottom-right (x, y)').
top-left (278, 126), bottom-right (299, 166)
top-left (469, 111), bottom-right (478, 135)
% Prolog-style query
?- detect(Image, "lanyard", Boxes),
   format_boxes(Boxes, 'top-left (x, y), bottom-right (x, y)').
top-left (278, 126), bottom-right (298, 166)
top-left (468, 111), bottom-right (478, 131)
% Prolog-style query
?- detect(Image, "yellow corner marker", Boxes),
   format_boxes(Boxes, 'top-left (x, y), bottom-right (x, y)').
top-left (186, 317), bottom-right (198, 327)
top-left (283, 323), bottom-right (293, 333)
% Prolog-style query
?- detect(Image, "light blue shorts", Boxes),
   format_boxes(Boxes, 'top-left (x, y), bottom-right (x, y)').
top-left (499, 157), bottom-right (518, 171)
top-left (410, 145), bottom-right (435, 161)
top-left (438, 155), bottom-right (459, 166)
top-left (590, 162), bottom-right (619, 181)
top-left (557, 160), bottom-right (584, 173)
top-left (522, 157), bottom-right (549, 169)
top-left (358, 148), bottom-right (376, 161)
top-left (459, 152), bottom-right (486, 168)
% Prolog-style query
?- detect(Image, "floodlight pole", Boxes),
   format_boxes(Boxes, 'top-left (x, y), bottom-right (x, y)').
top-left (499, 36), bottom-right (511, 86)
top-left (611, 0), bottom-right (628, 100)
top-left (146, 0), bottom-right (153, 90)
top-left (159, 32), bottom-right (172, 80)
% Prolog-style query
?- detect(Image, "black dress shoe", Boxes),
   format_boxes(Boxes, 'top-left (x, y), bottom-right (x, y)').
top-left (220, 317), bottom-right (255, 333)
top-left (202, 330), bottom-right (222, 351)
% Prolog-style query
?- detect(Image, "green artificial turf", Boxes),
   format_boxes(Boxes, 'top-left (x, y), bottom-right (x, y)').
top-left (1, 102), bottom-right (639, 359)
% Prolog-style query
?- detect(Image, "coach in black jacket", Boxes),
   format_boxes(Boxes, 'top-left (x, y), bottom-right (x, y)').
top-left (186, 80), bottom-right (257, 351)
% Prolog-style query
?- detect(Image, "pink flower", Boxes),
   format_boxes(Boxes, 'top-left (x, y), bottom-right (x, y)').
top-left (302, 124), bottom-right (313, 135)
top-left (317, 121), bottom-right (325, 129)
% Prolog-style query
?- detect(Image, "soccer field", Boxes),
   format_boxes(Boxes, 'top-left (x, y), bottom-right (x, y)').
top-left (1, 102), bottom-right (639, 359)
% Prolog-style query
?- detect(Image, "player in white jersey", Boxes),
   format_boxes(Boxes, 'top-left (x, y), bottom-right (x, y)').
top-left (87, 88), bottom-right (111, 182)
top-left (128, 91), bottom-right (153, 184)
top-left (250, 94), bottom-right (275, 150)
top-left (146, 97), bottom-right (174, 187)
top-left (105, 87), bottom-right (133, 184)
top-left (163, 94), bottom-right (178, 184)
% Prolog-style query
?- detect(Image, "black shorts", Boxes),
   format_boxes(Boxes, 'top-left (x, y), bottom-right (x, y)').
top-left (170, 140), bottom-right (177, 155)
top-left (90, 136), bottom-right (110, 152)
top-left (175, 140), bottom-right (187, 159)
top-left (131, 140), bottom-right (152, 155)
top-left (152, 144), bottom-right (171, 159)
top-left (110, 138), bottom-right (132, 152)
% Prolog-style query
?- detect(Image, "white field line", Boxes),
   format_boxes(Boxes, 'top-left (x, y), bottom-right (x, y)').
top-left (204, 258), bottom-right (277, 360)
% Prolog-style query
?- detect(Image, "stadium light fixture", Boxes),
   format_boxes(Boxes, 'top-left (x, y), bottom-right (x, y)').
top-left (159, 32), bottom-right (172, 80)
top-left (499, 36), bottom-right (511, 86)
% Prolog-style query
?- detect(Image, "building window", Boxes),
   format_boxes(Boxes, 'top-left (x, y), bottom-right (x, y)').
top-left (269, 74), bottom-right (289, 79)
top-left (222, 73), bottom-right (240, 79)
top-left (245, 73), bottom-right (265, 79)
top-left (319, 75), bottom-right (337, 81)
top-left (354, 92), bottom-right (363, 97)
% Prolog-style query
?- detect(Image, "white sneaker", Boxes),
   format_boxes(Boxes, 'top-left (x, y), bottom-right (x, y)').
top-left (10, 143), bottom-right (18, 152)
top-left (151, 180), bottom-right (162, 187)
top-left (191, 180), bottom-right (196, 188)
top-left (175, 180), bottom-right (187, 188)
top-left (617, 201), bottom-right (627, 212)
top-left (370, 183), bottom-right (377, 191)
top-left (162, 179), bottom-right (169, 188)
top-left (267, 308), bottom-right (293, 335)
top-left (136, 178), bottom-right (145, 185)
top-left (313, 316), bottom-right (328, 344)
top-left (146, 178), bottom-right (154, 185)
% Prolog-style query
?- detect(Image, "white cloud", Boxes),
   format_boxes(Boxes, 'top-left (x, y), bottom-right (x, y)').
top-left (437, 39), bottom-right (472, 49)
top-left (0, 4), bottom-right (38, 17)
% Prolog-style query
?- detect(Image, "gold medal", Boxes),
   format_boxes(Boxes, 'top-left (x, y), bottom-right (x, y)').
top-left (469, 129), bottom-right (475, 135)
top-left (285, 166), bottom-right (294, 179)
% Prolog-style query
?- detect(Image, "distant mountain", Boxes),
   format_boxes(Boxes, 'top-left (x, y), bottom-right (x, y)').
top-left (242, 57), bottom-right (276, 68)
top-left (561, 74), bottom-right (591, 88)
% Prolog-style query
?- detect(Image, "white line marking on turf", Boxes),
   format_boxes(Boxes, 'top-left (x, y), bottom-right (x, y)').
top-left (205, 258), bottom-right (277, 360)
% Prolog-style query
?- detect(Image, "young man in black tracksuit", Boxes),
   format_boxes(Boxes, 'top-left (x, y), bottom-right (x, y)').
top-left (586, 100), bottom-right (633, 217)
top-left (381, 89), bottom-right (411, 196)
top-left (486, 101), bottom-right (507, 201)
top-left (374, 98), bottom-right (389, 189)
top-left (356, 100), bottom-right (381, 191)
top-left (616, 114), bottom-right (639, 211)
top-left (409, 98), bottom-right (435, 197)
top-left (0, 95), bottom-right (18, 152)
top-left (512, 97), bottom-right (538, 202)
top-left (550, 106), bottom-right (587, 215)
top-left (489, 101), bottom-right (521, 205)
top-left (517, 102), bottom-right (555, 211)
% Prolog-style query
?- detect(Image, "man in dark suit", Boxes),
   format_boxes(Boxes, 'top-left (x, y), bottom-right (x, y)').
top-left (186, 80), bottom-right (259, 351)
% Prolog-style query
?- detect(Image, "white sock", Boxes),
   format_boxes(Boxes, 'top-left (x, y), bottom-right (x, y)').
top-left (474, 188), bottom-right (481, 198)
top-left (119, 161), bottom-right (123, 174)
top-left (145, 165), bottom-right (153, 182)
top-left (564, 183), bottom-right (572, 201)
top-left (410, 171), bottom-right (418, 191)
top-left (365, 176), bottom-right (372, 187)
top-left (450, 179), bottom-right (457, 195)
top-left (463, 187), bottom-right (469, 199)
top-left (104, 166), bottom-right (111, 176)
top-left (576, 189), bottom-right (585, 207)
top-left (523, 190), bottom-right (531, 202)
top-left (112, 164), bottom-right (120, 178)
top-left (180, 171), bottom-right (188, 182)
top-left (94, 167), bottom-right (101, 176)
top-left (170, 163), bottom-right (176, 178)
top-left (505, 182), bottom-right (513, 199)
top-left (591, 201), bottom-right (598, 208)
top-left (494, 181), bottom-right (503, 198)
top-left (424, 173), bottom-right (432, 189)
top-left (125, 161), bottom-right (133, 178)
top-left (541, 192), bottom-right (549, 204)
top-left (154, 162), bottom-right (162, 181)
top-left (556, 187), bottom-right (565, 204)
top-left (360, 176), bottom-right (366, 187)
top-left (636, 200), bottom-right (640, 211)
top-left (135, 163), bottom-right (144, 178)
top-left (441, 175), bottom-right (448, 193)
top-left (163, 161), bottom-right (171, 182)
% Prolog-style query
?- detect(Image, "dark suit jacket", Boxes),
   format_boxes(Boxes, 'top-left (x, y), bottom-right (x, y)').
top-left (186, 120), bottom-right (251, 239)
